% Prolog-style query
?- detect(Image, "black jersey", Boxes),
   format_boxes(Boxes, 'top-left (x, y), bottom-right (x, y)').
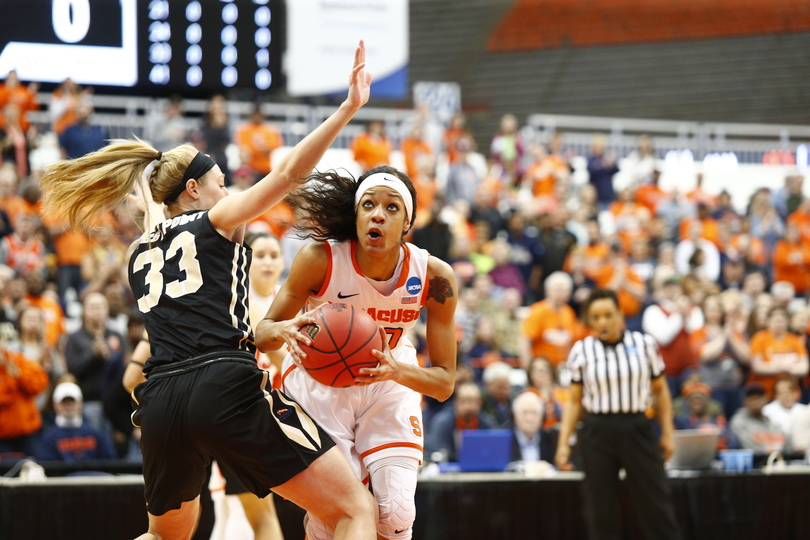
top-left (128, 210), bottom-right (254, 372)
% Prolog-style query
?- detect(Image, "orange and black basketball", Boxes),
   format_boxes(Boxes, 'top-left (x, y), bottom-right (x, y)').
top-left (299, 303), bottom-right (382, 387)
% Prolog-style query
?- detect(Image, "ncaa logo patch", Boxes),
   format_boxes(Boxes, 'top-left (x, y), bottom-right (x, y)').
top-left (405, 277), bottom-right (422, 295)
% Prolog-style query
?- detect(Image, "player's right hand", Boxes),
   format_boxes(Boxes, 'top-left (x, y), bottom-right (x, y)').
top-left (262, 313), bottom-right (316, 367)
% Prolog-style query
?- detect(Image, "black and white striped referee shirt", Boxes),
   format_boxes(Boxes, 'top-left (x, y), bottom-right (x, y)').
top-left (566, 331), bottom-right (665, 414)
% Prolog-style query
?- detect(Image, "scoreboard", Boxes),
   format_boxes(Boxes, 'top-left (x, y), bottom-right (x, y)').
top-left (0, 0), bottom-right (284, 96)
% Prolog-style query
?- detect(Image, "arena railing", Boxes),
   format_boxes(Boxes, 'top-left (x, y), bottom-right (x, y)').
top-left (526, 113), bottom-right (810, 165)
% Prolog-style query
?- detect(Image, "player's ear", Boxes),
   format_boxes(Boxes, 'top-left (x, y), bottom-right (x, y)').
top-left (186, 179), bottom-right (199, 198)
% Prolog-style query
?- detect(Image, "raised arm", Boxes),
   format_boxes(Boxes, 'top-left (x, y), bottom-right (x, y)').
top-left (209, 41), bottom-right (372, 233)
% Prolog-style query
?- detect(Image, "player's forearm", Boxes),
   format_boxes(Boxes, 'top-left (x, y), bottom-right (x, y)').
top-left (558, 397), bottom-right (583, 447)
top-left (652, 382), bottom-right (675, 437)
top-left (396, 363), bottom-right (455, 402)
top-left (254, 319), bottom-right (284, 351)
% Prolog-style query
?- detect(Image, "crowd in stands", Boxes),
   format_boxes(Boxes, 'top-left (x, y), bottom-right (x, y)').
top-left (1, 69), bottom-right (809, 473)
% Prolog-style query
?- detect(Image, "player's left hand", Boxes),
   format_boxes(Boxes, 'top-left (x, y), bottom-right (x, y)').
top-left (355, 327), bottom-right (400, 386)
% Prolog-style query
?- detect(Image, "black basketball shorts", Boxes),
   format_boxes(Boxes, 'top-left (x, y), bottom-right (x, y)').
top-left (132, 352), bottom-right (336, 516)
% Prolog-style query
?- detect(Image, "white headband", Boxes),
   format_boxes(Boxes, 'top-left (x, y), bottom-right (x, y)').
top-left (353, 173), bottom-right (414, 224)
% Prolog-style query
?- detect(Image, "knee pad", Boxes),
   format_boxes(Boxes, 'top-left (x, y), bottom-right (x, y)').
top-left (367, 456), bottom-right (419, 540)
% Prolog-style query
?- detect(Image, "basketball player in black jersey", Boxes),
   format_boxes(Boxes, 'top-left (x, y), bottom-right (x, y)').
top-left (41, 42), bottom-right (377, 540)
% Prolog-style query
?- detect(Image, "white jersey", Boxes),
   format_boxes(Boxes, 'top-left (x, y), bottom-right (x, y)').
top-left (282, 240), bottom-right (429, 481)
top-left (306, 240), bottom-right (429, 359)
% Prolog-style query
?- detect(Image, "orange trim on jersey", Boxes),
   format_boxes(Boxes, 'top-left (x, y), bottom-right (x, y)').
top-left (280, 364), bottom-right (298, 389)
top-left (314, 241), bottom-right (333, 298)
top-left (359, 442), bottom-right (423, 459)
top-left (350, 240), bottom-right (363, 276)
top-left (395, 244), bottom-right (412, 289)
top-left (420, 272), bottom-right (430, 307)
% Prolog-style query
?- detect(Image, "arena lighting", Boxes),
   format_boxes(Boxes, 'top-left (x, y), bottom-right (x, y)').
top-left (664, 149), bottom-right (695, 174)
top-left (702, 152), bottom-right (739, 174)
top-left (796, 145), bottom-right (808, 173)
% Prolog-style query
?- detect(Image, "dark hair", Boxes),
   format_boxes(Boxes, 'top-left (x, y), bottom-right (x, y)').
top-left (581, 288), bottom-right (620, 320)
top-left (244, 231), bottom-right (279, 249)
top-left (526, 357), bottom-right (557, 386)
top-left (288, 166), bottom-right (417, 243)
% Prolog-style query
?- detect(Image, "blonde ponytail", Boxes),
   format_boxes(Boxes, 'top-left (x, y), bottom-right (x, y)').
top-left (41, 140), bottom-right (198, 229)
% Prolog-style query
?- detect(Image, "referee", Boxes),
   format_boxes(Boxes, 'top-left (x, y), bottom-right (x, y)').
top-left (555, 288), bottom-right (680, 540)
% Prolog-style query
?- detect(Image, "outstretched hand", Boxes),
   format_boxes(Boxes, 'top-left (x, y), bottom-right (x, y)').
top-left (345, 40), bottom-right (372, 111)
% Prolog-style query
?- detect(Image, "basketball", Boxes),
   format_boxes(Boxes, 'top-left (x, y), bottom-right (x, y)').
top-left (299, 303), bottom-right (383, 388)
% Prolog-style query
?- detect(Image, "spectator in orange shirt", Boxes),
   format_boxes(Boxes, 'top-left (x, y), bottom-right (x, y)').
top-left (749, 306), bottom-right (810, 398)
top-left (42, 214), bottom-right (91, 306)
top-left (609, 186), bottom-right (651, 254)
top-left (0, 346), bottom-right (49, 456)
top-left (49, 78), bottom-right (91, 136)
top-left (590, 243), bottom-right (647, 330)
top-left (0, 163), bottom-right (27, 225)
top-left (350, 120), bottom-right (392, 172)
top-left (678, 203), bottom-right (720, 247)
top-left (522, 142), bottom-right (570, 200)
top-left (786, 195), bottom-right (810, 246)
top-left (685, 173), bottom-right (717, 210)
top-left (400, 123), bottom-right (434, 181)
top-left (579, 219), bottom-right (610, 278)
top-left (234, 104), bottom-right (283, 176)
top-left (773, 222), bottom-right (810, 295)
top-left (635, 169), bottom-right (667, 217)
top-left (444, 112), bottom-right (476, 165)
top-left (729, 218), bottom-right (767, 269)
top-left (521, 272), bottom-right (583, 369)
top-left (0, 70), bottom-right (39, 133)
top-left (24, 271), bottom-right (66, 348)
top-left (0, 214), bottom-right (45, 277)
top-left (1, 103), bottom-right (36, 178)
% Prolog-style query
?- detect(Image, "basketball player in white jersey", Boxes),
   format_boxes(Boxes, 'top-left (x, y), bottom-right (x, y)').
top-left (256, 166), bottom-right (458, 540)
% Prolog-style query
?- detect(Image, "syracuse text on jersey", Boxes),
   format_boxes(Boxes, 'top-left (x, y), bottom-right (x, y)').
top-left (365, 307), bottom-right (421, 324)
